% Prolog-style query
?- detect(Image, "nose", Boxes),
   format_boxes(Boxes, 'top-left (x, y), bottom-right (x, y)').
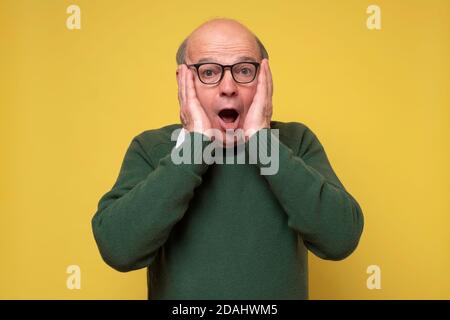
top-left (219, 68), bottom-right (238, 97)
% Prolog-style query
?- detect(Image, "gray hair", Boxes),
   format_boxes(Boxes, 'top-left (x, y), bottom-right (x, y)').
top-left (175, 35), bottom-right (269, 65)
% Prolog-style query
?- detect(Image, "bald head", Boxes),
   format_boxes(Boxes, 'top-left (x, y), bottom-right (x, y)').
top-left (176, 18), bottom-right (268, 64)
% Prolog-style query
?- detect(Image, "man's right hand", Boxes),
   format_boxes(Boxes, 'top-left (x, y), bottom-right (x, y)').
top-left (176, 64), bottom-right (212, 137)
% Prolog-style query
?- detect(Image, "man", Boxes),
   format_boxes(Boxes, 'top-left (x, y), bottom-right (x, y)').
top-left (92, 18), bottom-right (364, 299)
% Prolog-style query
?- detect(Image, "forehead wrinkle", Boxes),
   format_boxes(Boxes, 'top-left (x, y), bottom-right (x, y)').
top-left (196, 55), bottom-right (258, 64)
top-left (189, 44), bottom-right (259, 64)
top-left (190, 36), bottom-right (257, 49)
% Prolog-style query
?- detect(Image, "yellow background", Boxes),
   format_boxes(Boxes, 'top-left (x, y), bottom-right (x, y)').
top-left (1, 0), bottom-right (449, 299)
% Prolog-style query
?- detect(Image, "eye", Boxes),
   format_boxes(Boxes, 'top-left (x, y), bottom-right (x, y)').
top-left (239, 68), bottom-right (251, 75)
top-left (200, 67), bottom-right (220, 78)
top-left (234, 64), bottom-right (255, 77)
top-left (202, 69), bottom-right (214, 77)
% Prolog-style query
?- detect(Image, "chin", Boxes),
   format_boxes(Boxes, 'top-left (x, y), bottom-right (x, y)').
top-left (210, 127), bottom-right (246, 148)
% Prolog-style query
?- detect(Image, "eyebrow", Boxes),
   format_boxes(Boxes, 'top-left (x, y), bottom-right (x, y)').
top-left (196, 56), bottom-right (258, 64)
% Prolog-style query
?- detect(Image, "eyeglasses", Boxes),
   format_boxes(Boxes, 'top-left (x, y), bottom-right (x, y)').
top-left (186, 62), bottom-right (260, 85)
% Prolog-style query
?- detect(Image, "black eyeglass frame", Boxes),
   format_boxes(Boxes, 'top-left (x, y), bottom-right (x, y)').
top-left (186, 61), bottom-right (260, 84)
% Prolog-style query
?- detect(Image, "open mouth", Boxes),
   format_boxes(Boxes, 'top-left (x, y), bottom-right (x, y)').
top-left (218, 109), bottom-right (239, 124)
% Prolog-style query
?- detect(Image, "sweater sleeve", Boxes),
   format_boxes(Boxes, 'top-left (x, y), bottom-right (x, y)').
top-left (92, 132), bottom-right (210, 272)
top-left (247, 126), bottom-right (364, 261)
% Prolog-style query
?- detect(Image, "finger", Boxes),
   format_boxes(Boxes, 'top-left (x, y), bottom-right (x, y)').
top-left (178, 65), bottom-right (184, 106)
top-left (254, 59), bottom-right (267, 106)
top-left (177, 65), bottom-right (182, 106)
top-left (262, 59), bottom-right (269, 100)
top-left (264, 60), bottom-right (273, 120)
top-left (180, 65), bottom-right (186, 107)
top-left (183, 64), bottom-right (188, 107)
top-left (186, 68), bottom-right (197, 102)
top-left (265, 59), bottom-right (273, 98)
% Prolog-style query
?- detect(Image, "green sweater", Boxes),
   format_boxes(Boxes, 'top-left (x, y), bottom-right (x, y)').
top-left (92, 121), bottom-right (364, 299)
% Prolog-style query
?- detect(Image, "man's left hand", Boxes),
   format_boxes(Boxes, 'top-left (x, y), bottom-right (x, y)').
top-left (243, 58), bottom-right (273, 138)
